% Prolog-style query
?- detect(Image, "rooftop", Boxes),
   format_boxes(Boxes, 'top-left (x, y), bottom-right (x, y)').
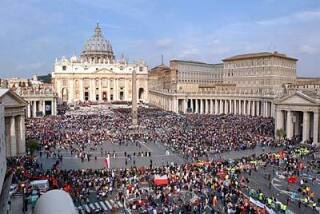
top-left (223, 52), bottom-right (298, 61)
top-left (170, 59), bottom-right (223, 67)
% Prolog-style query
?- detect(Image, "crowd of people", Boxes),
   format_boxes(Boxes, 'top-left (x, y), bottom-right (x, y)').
top-left (17, 104), bottom-right (319, 213)
top-left (8, 144), bottom-right (319, 213)
top-left (26, 106), bottom-right (277, 161)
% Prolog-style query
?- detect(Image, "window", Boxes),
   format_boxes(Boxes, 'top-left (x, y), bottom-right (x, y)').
top-left (62, 66), bottom-right (67, 70)
top-left (139, 67), bottom-right (143, 72)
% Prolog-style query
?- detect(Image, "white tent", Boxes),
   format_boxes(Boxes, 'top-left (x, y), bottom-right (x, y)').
top-left (34, 190), bottom-right (78, 214)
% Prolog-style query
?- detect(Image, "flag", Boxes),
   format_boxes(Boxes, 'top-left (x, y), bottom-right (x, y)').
top-left (104, 154), bottom-right (110, 169)
top-left (154, 175), bottom-right (169, 186)
top-left (288, 176), bottom-right (297, 184)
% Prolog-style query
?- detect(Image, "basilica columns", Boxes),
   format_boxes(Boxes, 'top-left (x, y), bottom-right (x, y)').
top-left (286, 111), bottom-right (293, 139)
top-left (302, 111), bottom-right (310, 142)
top-left (313, 112), bottom-right (319, 145)
top-left (9, 116), bottom-right (16, 156)
top-left (275, 110), bottom-right (284, 132)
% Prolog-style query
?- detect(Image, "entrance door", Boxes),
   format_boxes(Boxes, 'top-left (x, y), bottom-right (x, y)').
top-left (102, 92), bottom-right (107, 101)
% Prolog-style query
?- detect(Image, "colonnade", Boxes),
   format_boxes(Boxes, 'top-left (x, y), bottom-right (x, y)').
top-left (4, 114), bottom-right (26, 157)
top-left (275, 109), bottom-right (319, 144)
top-left (26, 99), bottom-right (57, 118)
top-left (183, 98), bottom-right (272, 117)
top-left (148, 91), bottom-right (274, 118)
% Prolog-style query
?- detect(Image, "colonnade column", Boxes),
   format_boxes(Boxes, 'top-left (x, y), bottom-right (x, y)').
top-left (243, 100), bottom-right (247, 115)
top-left (27, 102), bottom-right (31, 118)
top-left (215, 100), bottom-right (219, 114)
top-left (218, 100), bottom-right (222, 114)
top-left (32, 101), bottom-right (37, 117)
top-left (252, 101), bottom-right (256, 116)
top-left (42, 100), bottom-right (46, 116)
top-left (257, 101), bottom-right (260, 116)
top-left (224, 100), bottom-right (228, 114)
top-left (247, 100), bottom-right (250, 116)
top-left (10, 116), bottom-right (17, 156)
top-left (184, 99), bottom-right (188, 114)
top-left (303, 111), bottom-right (310, 142)
top-left (313, 111), bottom-right (319, 145)
top-left (275, 110), bottom-right (284, 135)
top-left (195, 99), bottom-right (199, 114)
top-left (234, 100), bottom-right (237, 114)
top-left (286, 111), bottom-right (293, 139)
top-left (17, 115), bottom-right (26, 154)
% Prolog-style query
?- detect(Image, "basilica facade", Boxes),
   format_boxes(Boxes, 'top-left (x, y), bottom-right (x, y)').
top-left (52, 24), bottom-right (148, 104)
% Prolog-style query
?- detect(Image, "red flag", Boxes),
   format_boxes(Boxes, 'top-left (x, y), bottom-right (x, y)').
top-left (288, 176), bottom-right (297, 184)
top-left (154, 175), bottom-right (169, 186)
top-left (104, 154), bottom-right (110, 169)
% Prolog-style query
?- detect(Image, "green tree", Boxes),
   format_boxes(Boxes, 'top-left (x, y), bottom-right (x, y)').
top-left (276, 128), bottom-right (286, 140)
top-left (26, 139), bottom-right (39, 155)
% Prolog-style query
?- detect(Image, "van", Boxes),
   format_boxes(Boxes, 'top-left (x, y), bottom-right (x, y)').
top-left (30, 180), bottom-right (49, 194)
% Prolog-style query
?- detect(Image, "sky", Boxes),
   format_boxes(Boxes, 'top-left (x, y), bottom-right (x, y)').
top-left (0, 0), bottom-right (320, 78)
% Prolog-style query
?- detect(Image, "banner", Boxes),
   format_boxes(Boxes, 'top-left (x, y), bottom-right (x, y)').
top-left (154, 175), bottom-right (169, 186)
top-left (249, 197), bottom-right (265, 208)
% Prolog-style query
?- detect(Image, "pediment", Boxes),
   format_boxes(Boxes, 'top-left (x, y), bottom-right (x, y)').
top-left (276, 92), bottom-right (318, 105)
top-left (0, 91), bottom-right (27, 107)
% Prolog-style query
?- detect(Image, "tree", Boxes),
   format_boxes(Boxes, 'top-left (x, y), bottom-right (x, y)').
top-left (276, 128), bottom-right (286, 140)
top-left (26, 139), bottom-right (39, 155)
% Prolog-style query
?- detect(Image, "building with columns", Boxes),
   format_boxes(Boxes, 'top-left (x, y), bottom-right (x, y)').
top-left (22, 88), bottom-right (57, 118)
top-left (0, 89), bottom-right (26, 157)
top-left (0, 103), bottom-right (6, 199)
top-left (149, 52), bottom-right (320, 145)
top-left (1, 76), bottom-right (58, 118)
top-left (52, 24), bottom-right (148, 104)
top-left (274, 91), bottom-right (320, 144)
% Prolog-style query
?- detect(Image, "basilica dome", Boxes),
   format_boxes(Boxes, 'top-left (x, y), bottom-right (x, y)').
top-left (81, 23), bottom-right (115, 63)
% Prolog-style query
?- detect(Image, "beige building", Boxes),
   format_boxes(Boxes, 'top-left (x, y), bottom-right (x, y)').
top-left (52, 24), bottom-right (148, 104)
top-left (19, 86), bottom-right (57, 118)
top-left (0, 103), bottom-right (6, 196)
top-left (149, 52), bottom-right (320, 145)
top-left (0, 89), bottom-right (26, 157)
top-left (1, 76), bottom-right (58, 118)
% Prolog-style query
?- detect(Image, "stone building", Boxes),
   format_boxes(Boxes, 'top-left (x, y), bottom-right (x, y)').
top-left (52, 24), bottom-right (148, 104)
top-left (1, 76), bottom-right (57, 118)
top-left (148, 52), bottom-right (320, 145)
top-left (0, 104), bottom-right (6, 196)
top-left (0, 89), bottom-right (26, 157)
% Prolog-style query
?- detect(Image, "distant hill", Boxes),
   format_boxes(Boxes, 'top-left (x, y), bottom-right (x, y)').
top-left (38, 74), bottom-right (52, 83)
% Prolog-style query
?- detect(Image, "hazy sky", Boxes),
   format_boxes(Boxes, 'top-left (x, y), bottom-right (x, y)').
top-left (0, 0), bottom-right (320, 78)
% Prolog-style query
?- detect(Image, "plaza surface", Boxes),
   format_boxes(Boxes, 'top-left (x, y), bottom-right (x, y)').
top-left (37, 140), bottom-right (186, 170)
top-left (10, 105), bottom-right (319, 214)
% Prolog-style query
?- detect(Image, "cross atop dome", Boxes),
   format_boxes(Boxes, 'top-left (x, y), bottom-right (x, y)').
top-left (94, 23), bottom-right (102, 37)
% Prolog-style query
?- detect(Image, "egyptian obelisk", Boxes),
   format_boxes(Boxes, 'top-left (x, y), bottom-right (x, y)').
top-left (132, 69), bottom-right (138, 127)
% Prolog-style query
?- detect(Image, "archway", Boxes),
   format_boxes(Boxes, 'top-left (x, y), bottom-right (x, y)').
top-left (138, 88), bottom-right (144, 100)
